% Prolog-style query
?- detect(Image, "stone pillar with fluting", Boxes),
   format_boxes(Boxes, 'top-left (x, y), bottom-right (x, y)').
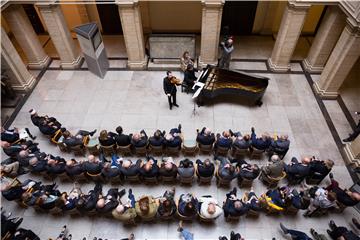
top-left (314, 18), bottom-right (360, 98)
top-left (117, 0), bottom-right (147, 70)
top-left (36, 3), bottom-right (82, 69)
top-left (1, 27), bottom-right (35, 92)
top-left (199, 0), bottom-right (224, 68)
top-left (268, 1), bottom-right (310, 72)
top-left (3, 5), bottom-right (50, 69)
top-left (344, 135), bottom-right (360, 169)
top-left (303, 6), bottom-right (346, 73)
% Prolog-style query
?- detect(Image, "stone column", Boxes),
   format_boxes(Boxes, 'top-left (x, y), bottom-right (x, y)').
top-left (36, 3), bottom-right (82, 69)
top-left (1, 27), bottom-right (35, 91)
top-left (344, 135), bottom-right (360, 169)
top-left (314, 18), bottom-right (360, 98)
top-left (116, 0), bottom-right (147, 70)
top-left (268, 1), bottom-right (310, 72)
top-left (303, 6), bottom-right (346, 73)
top-left (199, 0), bottom-right (224, 67)
top-left (3, 5), bottom-right (50, 69)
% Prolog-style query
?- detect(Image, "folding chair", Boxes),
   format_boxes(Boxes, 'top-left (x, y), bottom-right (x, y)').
top-left (117, 144), bottom-right (132, 156)
top-left (199, 143), bottom-right (213, 155)
top-left (100, 144), bottom-right (116, 157)
top-left (148, 144), bottom-right (164, 156)
top-left (250, 147), bottom-right (265, 159)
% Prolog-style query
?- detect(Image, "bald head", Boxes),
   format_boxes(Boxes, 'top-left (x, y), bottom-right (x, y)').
top-left (204, 128), bottom-right (212, 136)
top-left (207, 203), bottom-right (216, 214)
top-left (88, 155), bottom-right (95, 162)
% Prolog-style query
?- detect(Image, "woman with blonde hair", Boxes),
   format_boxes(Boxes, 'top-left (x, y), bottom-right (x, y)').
top-left (180, 51), bottom-right (194, 72)
top-left (98, 129), bottom-right (116, 146)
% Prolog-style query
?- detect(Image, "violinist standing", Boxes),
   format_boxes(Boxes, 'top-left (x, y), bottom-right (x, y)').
top-left (163, 71), bottom-right (181, 110)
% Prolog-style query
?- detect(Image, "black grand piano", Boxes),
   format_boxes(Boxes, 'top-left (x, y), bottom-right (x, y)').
top-left (193, 65), bottom-right (269, 106)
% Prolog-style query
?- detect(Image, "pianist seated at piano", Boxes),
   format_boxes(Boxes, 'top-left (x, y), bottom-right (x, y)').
top-left (196, 127), bottom-right (215, 146)
top-left (215, 131), bottom-right (233, 149)
top-left (183, 64), bottom-right (198, 92)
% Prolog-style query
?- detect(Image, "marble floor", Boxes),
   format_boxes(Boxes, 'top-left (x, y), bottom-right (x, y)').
top-left (2, 62), bottom-right (359, 239)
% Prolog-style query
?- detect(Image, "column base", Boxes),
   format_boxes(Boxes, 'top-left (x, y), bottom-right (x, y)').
top-left (60, 55), bottom-right (83, 69)
top-left (12, 74), bottom-right (36, 92)
top-left (313, 81), bottom-right (339, 99)
top-left (302, 58), bottom-right (324, 73)
top-left (198, 56), bottom-right (218, 69)
top-left (127, 56), bottom-right (148, 70)
top-left (344, 143), bottom-right (360, 168)
top-left (28, 55), bottom-right (51, 70)
top-left (267, 58), bottom-right (290, 72)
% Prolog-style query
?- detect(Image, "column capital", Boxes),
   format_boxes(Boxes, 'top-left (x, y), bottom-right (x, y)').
top-left (287, 0), bottom-right (311, 11)
top-left (201, 0), bottom-right (224, 8)
top-left (346, 17), bottom-right (360, 35)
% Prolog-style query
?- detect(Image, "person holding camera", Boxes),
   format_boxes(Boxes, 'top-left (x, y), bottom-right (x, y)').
top-left (343, 111), bottom-right (360, 142)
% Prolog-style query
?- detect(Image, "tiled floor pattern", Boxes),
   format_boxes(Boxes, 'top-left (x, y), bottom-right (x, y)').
top-left (2, 67), bottom-right (360, 239)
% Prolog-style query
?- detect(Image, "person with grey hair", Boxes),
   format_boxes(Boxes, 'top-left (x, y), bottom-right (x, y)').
top-left (219, 38), bottom-right (234, 69)
top-left (165, 125), bottom-right (182, 148)
top-left (260, 154), bottom-right (285, 179)
top-left (131, 130), bottom-right (148, 148)
top-left (196, 127), bottom-right (215, 145)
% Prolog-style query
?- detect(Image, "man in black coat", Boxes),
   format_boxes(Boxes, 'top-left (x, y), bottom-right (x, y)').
top-left (196, 127), bottom-right (215, 146)
top-left (163, 71), bottom-right (180, 110)
top-left (114, 126), bottom-right (132, 146)
top-left (196, 159), bottom-right (215, 178)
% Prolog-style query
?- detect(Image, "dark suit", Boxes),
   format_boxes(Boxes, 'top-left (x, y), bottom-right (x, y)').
top-left (163, 76), bottom-right (177, 109)
top-left (139, 159), bottom-right (159, 178)
top-left (46, 162), bottom-right (66, 174)
top-left (251, 132), bottom-right (271, 150)
top-left (83, 162), bottom-right (103, 175)
top-left (119, 159), bottom-right (142, 176)
top-left (65, 164), bottom-right (84, 177)
top-left (31, 115), bottom-right (44, 127)
top-left (99, 134), bottom-right (116, 146)
top-left (149, 136), bottom-right (165, 147)
top-left (38, 124), bottom-right (58, 136)
top-left (196, 128), bottom-right (215, 145)
top-left (216, 136), bottom-right (232, 148)
top-left (183, 69), bottom-right (197, 90)
top-left (115, 133), bottom-right (132, 146)
top-left (165, 136), bottom-right (182, 148)
top-left (1, 129), bottom-right (19, 143)
top-left (159, 163), bottom-right (178, 178)
top-left (196, 160), bottom-right (214, 178)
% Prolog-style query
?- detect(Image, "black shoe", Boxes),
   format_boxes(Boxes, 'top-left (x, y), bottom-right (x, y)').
top-left (90, 129), bottom-right (97, 136)
top-left (232, 187), bottom-right (237, 196)
top-left (229, 129), bottom-right (234, 137)
top-left (230, 231), bottom-right (235, 238)
top-left (280, 223), bottom-right (288, 234)
top-left (329, 220), bottom-right (336, 230)
top-left (251, 127), bottom-right (255, 133)
top-left (118, 189), bottom-right (126, 198)
top-left (329, 172), bottom-right (334, 179)
top-left (129, 188), bottom-right (132, 195)
top-left (173, 103), bottom-right (179, 107)
top-left (170, 105), bottom-right (172, 110)
top-left (326, 230), bottom-right (332, 236)
top-left (178, 124), bottom-right (182, 132)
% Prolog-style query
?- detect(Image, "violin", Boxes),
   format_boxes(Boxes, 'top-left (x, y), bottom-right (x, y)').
top-left (170, 76), bottom-right (182, 85)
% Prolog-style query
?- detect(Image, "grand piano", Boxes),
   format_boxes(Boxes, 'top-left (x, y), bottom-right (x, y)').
top-left (193, 65), bottom-right (269, 106)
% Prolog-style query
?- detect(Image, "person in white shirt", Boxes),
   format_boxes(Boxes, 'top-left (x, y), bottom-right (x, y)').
top-left (198, 195), bottom-right (223, 219)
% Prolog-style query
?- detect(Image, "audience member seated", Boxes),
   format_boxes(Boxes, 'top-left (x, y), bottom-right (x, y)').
top-left (279, 223), bottom-right (312, 240)
top-left (62, 183), bottom-right (82, 211)
top-left (180, 51), bottom-right (194, 72)
top-left (131, 130), bottom-right (148, 148)
top-left (149, 129), bottom-right (165, 147)
top-left (197, 195), bottom-right (223, 220)
top-left (236, 159), bottom-right (260, 184)
top-left (37, 188), bottom-right (65, 211)
top-left (261, 154), bottom-right (285, 179)
top-left (215, 156), bottom-right (239, 181)
top-left (29, 109), bottom-right (60, 129)
top-left (269, 134), bottom-right (290, 156)
top-left (282, 187), bottom-right (309, 210)
top-left (76, 183), bottom-right (102, 213)
top-left (65, 159), bottom-right (84, 178)
top-left (159, 157), bottom-right (178, 179)
top-left (62, 129), bottom-right (96, 148)
top-left (98, 130), bottom-right (116, 147)
top-left (83, 155), bottom-right (103, 176)
top-left (1, 127), bottom-right (20, 144)
top-left (135, 195), bottom-right (158, 220)
top-left (215, 131), bottom-right (233, 149)
top-left (303, 187), bottom-right (337, 217)
top-left (157, 188), bottom-right (177, 218)
top-left (28, 154), bottom-right (48, 174)
top-left (0, 161), bottom-right (20, 177)
top-left (250, 127), bottom-right (271, 150)
top-left (243, 188), bottom-right (262, 212)
top-left (307, 157), bottom-right (334, 183)
top-left (112, 188), bottom-right (137, 222)
top-left (101, 162), bottom-right (122, 181)
top-left (285, 157), bottom-right (311, 184)
top-left (165, 125), bottom-right (182, 148)
top-left (178, 159), bottom-right (195, 178)
top-left (139, 156), bottom-right (159, 179)
top-left (96, 188), bottom-right (124, 214)
top-left (232, 132), bottom-right (251, 150)
top-left (16, 148), bottom-right (41, 167)
top-left (195, 159), bottom-right (215, 178)
top-left (219, 231), bottom-right (244, 240)
top-left (196, 127), bottom-right (215, 146)
top-left (119, 159), bottom-right (142, 178)
top-left (178, 193), bottom-right (199, 218)
top-left (1, 178), bottom-right (29, 201)
top-left (2, 141), bottom-right (39, 158)
top-left (326, 220), bottom-right (359, 240)
top-left (325, 173), bottom-right (360, 207)
top-left (262, 188), bottom-right (287, 211)
top-left (223, 187), bottom-right (248, 218)
top-left (183, 64), bottom-right (197, 91)
top-left (45, 155), bottom-right (66, 175)
top-left (114, 126), bottom-right (132, 147)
